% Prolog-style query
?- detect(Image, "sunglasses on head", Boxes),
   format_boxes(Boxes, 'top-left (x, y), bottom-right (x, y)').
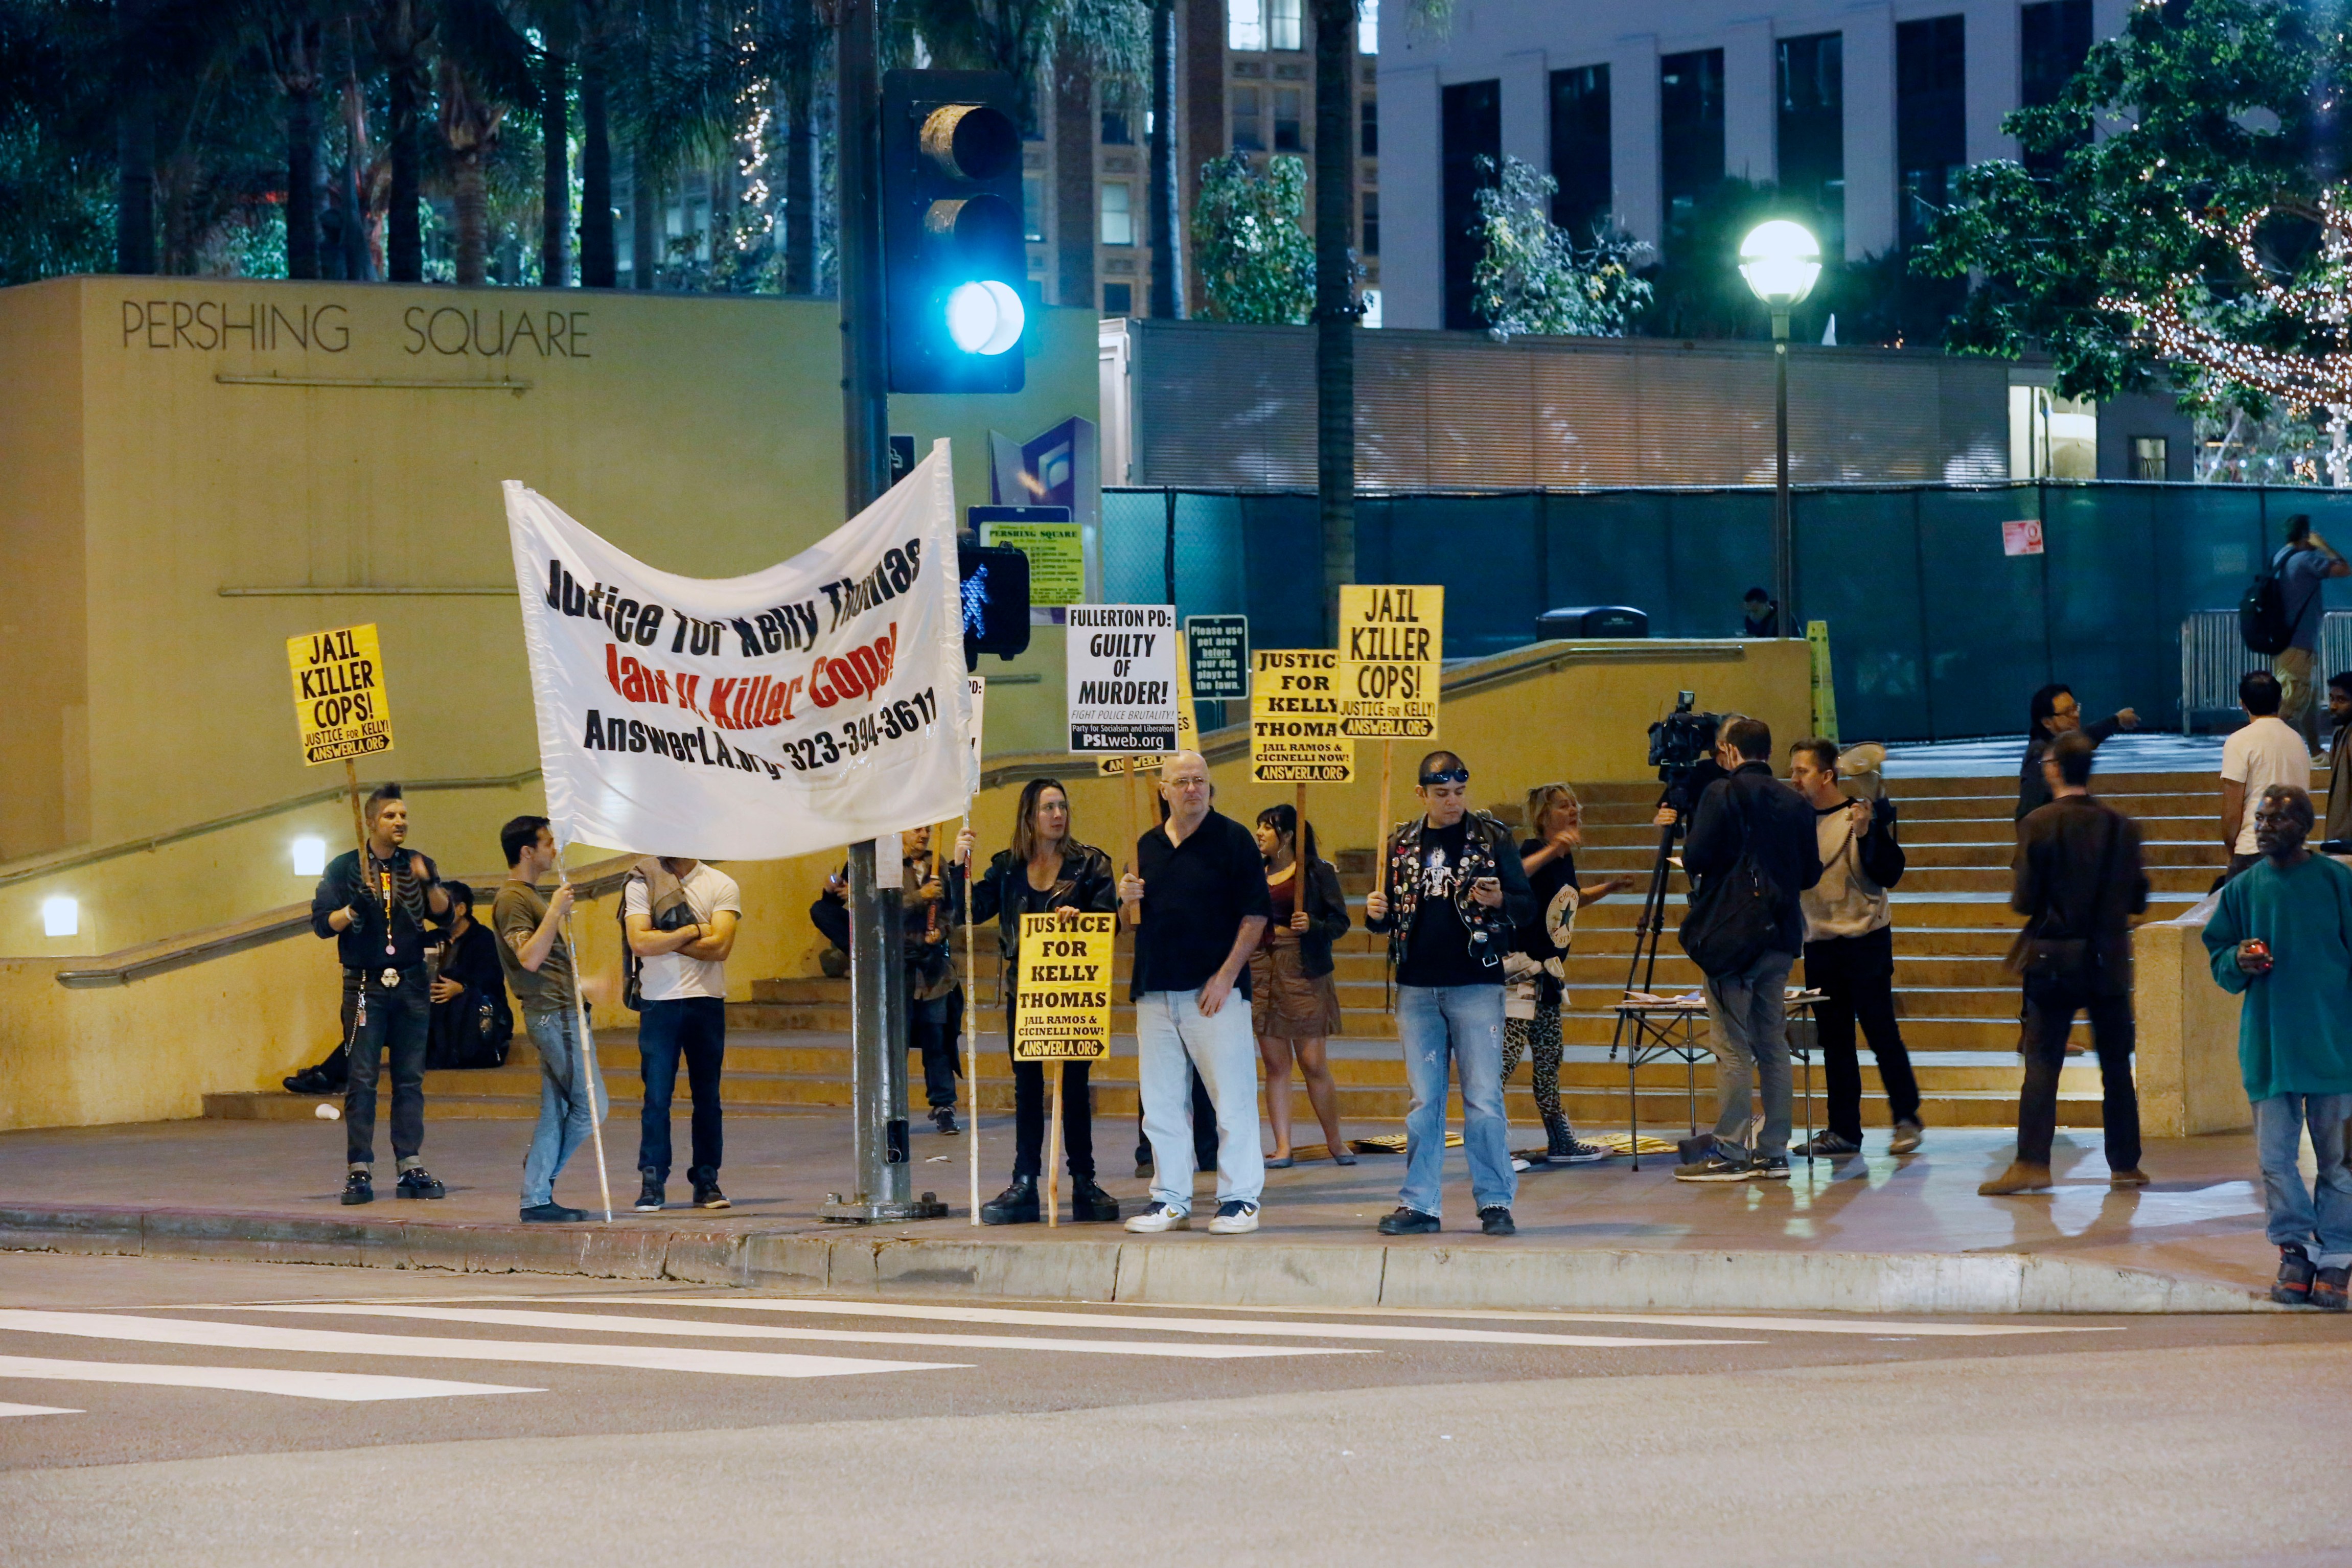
top-left (1419, 768), bottom-right (1470, 787)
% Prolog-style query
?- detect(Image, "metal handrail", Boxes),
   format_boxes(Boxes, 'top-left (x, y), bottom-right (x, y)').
top-left (0, 769), bottom-right (548, 892)
top-left (52, 854), bottom-right (640, 989)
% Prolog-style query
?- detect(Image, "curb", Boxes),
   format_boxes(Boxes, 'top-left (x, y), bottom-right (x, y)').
top-left (0, 1205), bottom-right (2273, 1316)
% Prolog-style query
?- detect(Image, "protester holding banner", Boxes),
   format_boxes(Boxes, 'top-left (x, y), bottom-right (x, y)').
top-left (1363, 752), bottom-right (1534, 1235)
top-left (1120, 752), bottom-right (1273, 1235)
top-left (309, 783), bottom-right (452, 1206)
top-left (492, 817), bottom-right (597, 1224)
top-left (952, 781), bottom-right (1122, 1224)
top-left (1250, 804), bottom-right (1353, 1167)
top-left (1512, 784), bottom-right (1632, 1165)
top-left (624, 857), bottom-right (742, 1212)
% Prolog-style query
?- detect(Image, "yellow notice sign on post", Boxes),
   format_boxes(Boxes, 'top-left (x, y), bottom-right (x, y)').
top-left (1012, 911), bottom-right (1116, 1060)
top-left (1337, 584), bottom-right (1442, 739)
top-left (1251, 650), bottom-right (1354, 783)
top-left (981, 521), bottom-right (1086, 606)
top-left (288, 622), bottom-right (395, 765)
top-left (1097, 634), bottom-right (1197, 775)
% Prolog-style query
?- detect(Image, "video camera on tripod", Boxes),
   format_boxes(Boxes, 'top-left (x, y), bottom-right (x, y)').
top-left (1647, 690), bottom-right (1724, 817)
top-left (1612, 691), bottom-right (1726, 1029)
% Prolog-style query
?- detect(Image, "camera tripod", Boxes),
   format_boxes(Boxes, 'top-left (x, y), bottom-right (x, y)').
top-left (1607, 790), bottom-right (1687, 1063)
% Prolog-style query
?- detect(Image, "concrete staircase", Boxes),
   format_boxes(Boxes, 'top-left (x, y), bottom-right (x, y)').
top-left (217, 766), bottom-right (2234, 1133)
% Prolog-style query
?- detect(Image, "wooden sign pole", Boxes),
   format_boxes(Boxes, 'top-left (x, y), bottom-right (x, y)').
top-left (342, 758), bottom-right (367, 854)
top-left (1373, 741), bottom-right (1394, 897)
top-left (1122, 765), bottom-right (1142, 927)
top-left (1295, 781), bottom-right (1308, 858)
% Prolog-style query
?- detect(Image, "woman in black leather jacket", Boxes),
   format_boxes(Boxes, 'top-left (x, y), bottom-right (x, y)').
top-left (1250, 803), bottom-right (1354, 1166)
top-left (951, 778), bottom-right (1120, 1225)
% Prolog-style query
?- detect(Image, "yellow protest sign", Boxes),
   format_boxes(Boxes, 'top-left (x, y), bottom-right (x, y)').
top-left (1338, 584), bottom-right (1442, 739)
top-left (1097, 632), bottom-right (1197, 775)
top-left (287, 623), bottom-right (395, 765)
top-left (1012, 912), bottom-right (1116, 1060)
top-left (1251, 650), bottom-right (1354, 783)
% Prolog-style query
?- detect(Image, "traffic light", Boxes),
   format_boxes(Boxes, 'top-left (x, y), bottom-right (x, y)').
top-left (958, 542), bottom-right (1031, 668)
top-left (882, 70), bottom-right (1028, 394)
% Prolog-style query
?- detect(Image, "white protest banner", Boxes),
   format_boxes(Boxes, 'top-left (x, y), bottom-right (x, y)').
top-left (504, 442), bottom-right (975, 858)
top-left (1066, 605), bottom-right (1178, 753)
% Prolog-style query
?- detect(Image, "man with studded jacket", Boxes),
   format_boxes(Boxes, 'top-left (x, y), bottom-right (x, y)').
top-left (1362, 750), bottom-right (1536, 1237)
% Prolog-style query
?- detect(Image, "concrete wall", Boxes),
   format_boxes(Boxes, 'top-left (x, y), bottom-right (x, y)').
top-left (0, 639), bottom-right (1811, 1130)
top-left (2133, 914), bottom-right (2253, 1138)
top-left (0, 275), bottom-right (1099, 954)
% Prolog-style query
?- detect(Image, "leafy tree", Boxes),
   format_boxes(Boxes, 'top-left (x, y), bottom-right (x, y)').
top-left (1189, 151), bottom-right (1312, 324)
top-left (1919, 0), bottom-right (2352, 420)
top-left (1468, 154), bottom-right (1650, 339)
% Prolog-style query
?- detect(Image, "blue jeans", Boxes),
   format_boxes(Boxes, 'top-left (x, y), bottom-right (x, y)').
top-left (2255, 1092), bottom-right (2352, 1270)
top-left (636, 996), bottom-right (726, 1183)
top-left (1395, 984), bottom-right (1516, 1218)
top-left (1135, 988), bottom-right (1263, 1211)
top-left (521, 1008), bottom-right (604, 1208)
top-left (1701, 949), bottom-right (1795, 1161)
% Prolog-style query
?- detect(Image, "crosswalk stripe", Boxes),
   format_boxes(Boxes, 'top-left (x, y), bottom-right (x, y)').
top-left (986, 1302), bottom-right (2120, 1339)
top-left (212, 1304), bottom-right (1367, 1360)
top-left (563, 1296), bottom-right (1763, 1348)
top-left (0, 1312), bottom-right (960, 1381)
top-left (0, 1400), bottom-right (81, 1418)
top-left (0, 1353), bottom-right (536, 1403)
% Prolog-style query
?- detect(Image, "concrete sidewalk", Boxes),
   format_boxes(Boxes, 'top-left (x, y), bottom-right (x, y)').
top-left (0, 1107), bottom-right (2293, 1314)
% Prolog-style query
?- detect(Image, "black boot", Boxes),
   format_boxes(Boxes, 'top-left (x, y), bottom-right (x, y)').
top-left (1068, 1177), bottom-right (1121, 1223)
top-left (980, 1175), bottom-right (1041, 1226)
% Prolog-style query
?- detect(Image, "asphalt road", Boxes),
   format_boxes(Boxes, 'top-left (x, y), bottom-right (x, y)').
top-left (1, 1252), bottom-right (2345, 1565)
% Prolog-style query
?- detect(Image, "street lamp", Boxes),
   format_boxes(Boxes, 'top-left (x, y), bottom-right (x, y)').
top-left (1740, 219), bottom-right (1820, 638)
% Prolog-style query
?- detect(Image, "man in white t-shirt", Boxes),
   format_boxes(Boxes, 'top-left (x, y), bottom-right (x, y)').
top-left (623, 857), bottom-right (743, 1212)
top-left (2222, 671), bottom-right (2311, 885)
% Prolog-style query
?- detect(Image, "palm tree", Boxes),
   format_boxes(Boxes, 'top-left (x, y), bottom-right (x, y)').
top-left (261, 6), bottom-right (328, 278)
top-left (368, 0), bottom-right (434, 282)
top-left (435, 0), bottom-right (534, 284)
top-left (1145, 0), bottom-right (1177, 316)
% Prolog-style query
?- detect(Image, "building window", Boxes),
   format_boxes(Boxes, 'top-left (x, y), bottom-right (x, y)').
top-left (1441, 78), bottom-right (1502, 330)
top-left (1659, 49), bottom-right (1723, 255)
top-left (1099, 181), bottom-right (1134, 245)
top-left (1231, 85), bottom-right (1264, 151)
top-left (1269, 0), bottom-right (1301, 50)
top-left (1022, 173), bottom-right (1045, 242)
top-left (1362, 191), bottom-right (1380, 255)
top-left (1361, 96), bottom-right (1378, 156)
top-left (2020, 0), bottom-right (2092, 172)
top-left (2132, 435), bottom-right (2169, 480)
top-left (1776, 33), bottom-right (1843, 257)
top-left (1103, 282), bottom-right (1133, 316)
top-left (1357, 0), bottom-right (1377, 55)
top-left (1228, 0), bottom-right (1263, 53)
top-left (1897, 15), bottom-right (1965, 250)
top-left (1100, 82), bottom-right (1133, 145)
top-left (1548, 64), bottom-right (1610, 239)
top-left (1274, 87), bottom-right (1304, 150)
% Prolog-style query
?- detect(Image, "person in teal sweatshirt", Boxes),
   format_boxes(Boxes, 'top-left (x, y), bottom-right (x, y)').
top-left (2203, 784), bottom-right (2352, 1310)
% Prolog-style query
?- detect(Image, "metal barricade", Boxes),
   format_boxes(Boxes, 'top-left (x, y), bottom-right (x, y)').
top-left (2182, 609), bottom-right (2352, 731)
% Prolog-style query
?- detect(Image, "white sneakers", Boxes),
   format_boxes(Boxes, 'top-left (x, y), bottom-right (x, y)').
top-left (1207, 1200), bottom-right (1260, 1234)
top-left (1123, 1199), bottom-right (1263, 1234)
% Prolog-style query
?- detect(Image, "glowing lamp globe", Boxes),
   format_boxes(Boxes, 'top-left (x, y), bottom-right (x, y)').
top-left (1739, 220), bottom-right (1821, 307)
top-left (944, 281), bottom-right (1026, 356)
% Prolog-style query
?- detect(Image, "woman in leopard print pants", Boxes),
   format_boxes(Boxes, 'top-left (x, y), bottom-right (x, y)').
top-left (1509, 783), bottom-right (1634, 1162)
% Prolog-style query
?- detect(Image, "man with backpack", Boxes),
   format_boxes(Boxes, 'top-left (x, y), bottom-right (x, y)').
top-left (2249, 513), bottom-right (2348, 752)
top-left (622, 855), bottom-right (742, 1212)
top-left (1982, 730), bottom-right (2150, 1196)
top-left (1666, 717), bottom-right (1823, 1183)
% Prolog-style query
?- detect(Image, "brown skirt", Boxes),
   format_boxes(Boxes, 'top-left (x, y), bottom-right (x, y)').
top-left (1249, 934), bottom-right (1343, 1039)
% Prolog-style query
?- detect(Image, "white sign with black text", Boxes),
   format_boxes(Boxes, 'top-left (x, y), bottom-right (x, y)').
top-left (1065, 605), bottom-right (1178, 753)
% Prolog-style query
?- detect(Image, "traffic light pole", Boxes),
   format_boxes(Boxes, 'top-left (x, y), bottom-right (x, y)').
top-left (820, 0), bottom-right (940, 1224)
